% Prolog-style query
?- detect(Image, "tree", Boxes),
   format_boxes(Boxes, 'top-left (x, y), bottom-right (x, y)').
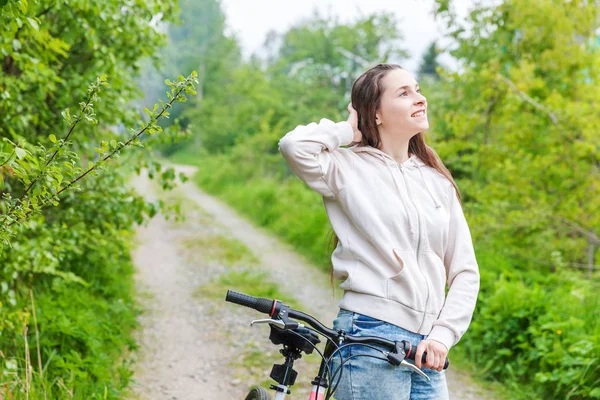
top-left (430, 1), bottom-right (600, 397)
top-left (137, 0), bottom-right (241, 135)
top-left (433, 0), bottom-right (600, 272)
top-left (273, 10), bottom-right (408, 102)
top-left (418, 41), bottom-right (441, 79)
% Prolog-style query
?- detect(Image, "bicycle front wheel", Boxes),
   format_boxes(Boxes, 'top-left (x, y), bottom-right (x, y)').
top-left (244, 387), bottom-right (271, 400)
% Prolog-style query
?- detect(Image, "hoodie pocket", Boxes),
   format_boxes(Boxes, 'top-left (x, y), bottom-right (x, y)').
top-left (422, 251), bottom-right (448, 313)
top-left (386, 249), bottom-right (424, 311)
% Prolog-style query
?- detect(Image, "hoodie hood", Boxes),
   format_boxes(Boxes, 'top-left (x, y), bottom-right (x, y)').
top-left (350, 145), bottom-right (424, 167)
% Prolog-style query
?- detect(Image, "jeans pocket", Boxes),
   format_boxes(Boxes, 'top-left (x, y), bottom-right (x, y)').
top-left (353, 313), bottom-right (386, 328)
top-left (332, 309), bottom-right (354, 332)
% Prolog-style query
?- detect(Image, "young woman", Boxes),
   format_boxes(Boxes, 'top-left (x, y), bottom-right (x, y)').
top-left (278, 63), bottom-right (480, 399)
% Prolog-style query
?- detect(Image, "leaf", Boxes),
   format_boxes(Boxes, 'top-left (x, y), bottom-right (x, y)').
top-left (27, 17), bottom-right (39, 31)
top-left (15, 147), bottom-right (26, 159)
top-left (49, 134), bottom-right (57, 143)
top-left (61, 109), bottom-right (71, 122)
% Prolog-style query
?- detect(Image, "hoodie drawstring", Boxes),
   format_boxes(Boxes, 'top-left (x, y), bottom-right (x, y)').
top-left (359, 149), bottom-right (441, 222)
top-left (412, 159), bottom-right (442, 209)
top-left (379, 155), bottom-right (416, 235)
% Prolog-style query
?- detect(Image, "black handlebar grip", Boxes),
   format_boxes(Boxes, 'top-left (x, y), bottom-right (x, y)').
top-left (418, 353), bottom-right (450, 370)
top-left (402, 341), bottom-right (449, 370)
top-left (225, 290), bottom-right (275, 315)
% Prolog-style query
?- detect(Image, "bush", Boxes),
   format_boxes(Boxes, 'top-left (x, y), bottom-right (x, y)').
top-left (460, 254), bottom-right (600, 399)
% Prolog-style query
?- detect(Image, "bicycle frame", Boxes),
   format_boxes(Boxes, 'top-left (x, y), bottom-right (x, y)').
top-left (267, 374), bottom-right (326, 399)
top-left (260, 384), bottom-right (326, 400)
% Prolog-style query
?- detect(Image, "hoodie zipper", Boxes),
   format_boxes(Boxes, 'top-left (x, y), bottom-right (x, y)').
top-left (397, 163), bottom-right (431, 330)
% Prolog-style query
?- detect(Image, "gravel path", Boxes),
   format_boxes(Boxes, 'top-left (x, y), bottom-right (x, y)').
top-left (129, 166), bottom-right (494, 400)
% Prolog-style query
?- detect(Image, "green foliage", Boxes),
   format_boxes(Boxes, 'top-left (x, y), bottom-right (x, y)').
top-left (430, 1), bottom-right (600, 398)
top-left (432, 0), bottom-right (600, 271)
top-left (459, 264), bottom-right (600, 399)
top-left (0, 0), bottom-right (199, 398)
top-left (418, 41), bottom-right (441, 79)
top-left (0, 0), bottom-right (178, 143)
top-left (198, 267), bottom-right (301, 312)
top-left (0, 177), bottom-right (143, 398)
top-left (168, 1), bottom-right (599, 398)
top-left (174, 11), bottom-right (407, 155)
top-left (136, 0), bottom-right (241, 141)
top-left (0, 71), bottom-right (199, 245)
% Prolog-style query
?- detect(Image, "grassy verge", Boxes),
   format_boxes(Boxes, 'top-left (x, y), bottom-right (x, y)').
top-left (0, 236), bottom-right (140, 399)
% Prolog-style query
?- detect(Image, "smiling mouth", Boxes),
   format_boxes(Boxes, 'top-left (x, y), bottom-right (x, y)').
top-left (411, 110), bottom-right (426, 117)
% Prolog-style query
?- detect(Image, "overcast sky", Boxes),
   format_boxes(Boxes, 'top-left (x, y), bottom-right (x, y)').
top-left (220, 0), bottom-right (474, 74)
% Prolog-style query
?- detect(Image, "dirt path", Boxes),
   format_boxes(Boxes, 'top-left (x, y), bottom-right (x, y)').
top-left (129, 166), bottom-right (494, 400)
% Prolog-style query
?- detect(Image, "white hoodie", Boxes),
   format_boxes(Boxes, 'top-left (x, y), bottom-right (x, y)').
top-left (278, 118), bottom-right (480, 351)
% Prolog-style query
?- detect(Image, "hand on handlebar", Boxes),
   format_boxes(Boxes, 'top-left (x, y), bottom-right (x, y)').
top-left (415, 339), bottom-right (448, 372)
top-left (225, 290), bottom-right (450, 373)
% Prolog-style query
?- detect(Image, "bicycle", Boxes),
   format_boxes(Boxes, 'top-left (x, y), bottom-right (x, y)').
top-left (225, 290), bottom-right (450, 400)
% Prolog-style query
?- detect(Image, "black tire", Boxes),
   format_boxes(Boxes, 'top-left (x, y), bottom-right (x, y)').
top-left (244, 387), bottom-right (271, 400)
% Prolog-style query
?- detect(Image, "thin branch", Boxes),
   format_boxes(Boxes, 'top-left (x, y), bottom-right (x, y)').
top-left (22, 87), bottom-right (98, 196)
top-left (6, 84), bottom-right (188, 228)
top-left (565, 263), bottom-right (600, 270)
top-left (45, 90), bottom-right (95, 167)
top-left (335, 46), bottom-right (370, 67)
top-left (556, 216), bottom-right (600, 244)
top-left (0, 151), bottom-right (15, 168)
top-left (497, 74), bottom-right (559, 124)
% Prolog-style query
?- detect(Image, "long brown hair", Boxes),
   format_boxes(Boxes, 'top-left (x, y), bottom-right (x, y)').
top-left (329, 63), bottom-right (461, 286)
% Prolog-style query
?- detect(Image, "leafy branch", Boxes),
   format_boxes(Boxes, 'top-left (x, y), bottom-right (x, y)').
top-left (22, 75), bottom-right (106, 196)
top-left (497, 74), bottom-right (559, 124)
top-left (0, 71), bottom-right (199, 244)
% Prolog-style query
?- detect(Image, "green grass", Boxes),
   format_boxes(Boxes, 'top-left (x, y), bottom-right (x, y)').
top-left (448, 346), bottom-right (514, 400)
top-left (195, 267), bottom-right (301, 311)
top-left (182, 234), bottom-right (259, 266)
top-left (151, 178), bottom-right (214, 225)
top-left (166, 145), bottom-right (203, 166)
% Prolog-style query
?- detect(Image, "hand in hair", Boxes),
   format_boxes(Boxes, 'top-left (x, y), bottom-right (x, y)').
top-left (347, 102), bottom-right (363, 143)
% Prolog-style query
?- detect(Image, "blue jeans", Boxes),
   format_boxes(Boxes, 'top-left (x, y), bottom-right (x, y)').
top-left (328, 309), bottom-right (449, 400)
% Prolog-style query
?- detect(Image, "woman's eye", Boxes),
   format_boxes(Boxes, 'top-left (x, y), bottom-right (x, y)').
top-left (399, 92), bottom-right (408, 97)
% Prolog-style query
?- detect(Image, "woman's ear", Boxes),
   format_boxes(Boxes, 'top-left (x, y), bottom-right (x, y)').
top-left (375, 111), bottom-right (382, 126)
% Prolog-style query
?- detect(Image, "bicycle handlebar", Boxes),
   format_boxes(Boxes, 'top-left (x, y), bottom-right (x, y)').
top-left (226, 290), bottom-right (275, 314)
top-left (225, 290), bottom-right (449, 370)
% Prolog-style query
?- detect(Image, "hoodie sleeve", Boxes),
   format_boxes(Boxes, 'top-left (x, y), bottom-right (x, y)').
top-left (427, 186), bottom-right (480, 351)
top-left (278, 118), bottom-right (354, 198)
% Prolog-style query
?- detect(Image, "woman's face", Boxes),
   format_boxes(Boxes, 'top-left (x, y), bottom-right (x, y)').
top-left (375, 68), bottom-right (428, 138)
